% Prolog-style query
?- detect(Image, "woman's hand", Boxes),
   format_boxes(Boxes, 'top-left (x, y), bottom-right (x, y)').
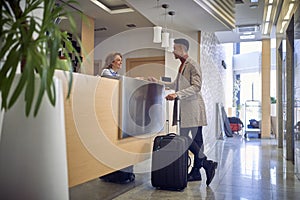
top-left (147, 76), bottom-right (158, 82)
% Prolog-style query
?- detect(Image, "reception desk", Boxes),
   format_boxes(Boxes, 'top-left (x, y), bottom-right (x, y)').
top-left (55, 71), bottom-right (164, 187)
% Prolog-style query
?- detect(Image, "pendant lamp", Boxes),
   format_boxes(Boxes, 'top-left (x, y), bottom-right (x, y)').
top-left (161, 32), bottom-right (169, 47)
top-left (167, 37), bottom-right (174, 52)
top-left (153, 26), bottom-right (162, 43)
top-left (167, 11), bottom-right (175, 52)
top-left (161, 4), bottom-right (169, 48)
top-left (153, 0), bottom-right (162, 43)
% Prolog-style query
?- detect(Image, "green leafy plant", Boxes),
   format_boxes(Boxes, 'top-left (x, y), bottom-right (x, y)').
top-left (0, 0), bottom-right (81, 116)
top-left (271, 96), bottom-right (276, 104)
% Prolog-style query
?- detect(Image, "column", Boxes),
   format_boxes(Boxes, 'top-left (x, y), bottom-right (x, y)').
top-left (81, 15), bottom-right (95, 75)
top-left (261, 39), bottom-right (271, 138)
top-left (276, 38), bottom-right (283, 148)
top-left (285, 17), bottom-right (294, 162)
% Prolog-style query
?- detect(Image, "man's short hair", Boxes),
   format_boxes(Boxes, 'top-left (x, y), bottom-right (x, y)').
top-left (174, 38), bottom-right (189, 51)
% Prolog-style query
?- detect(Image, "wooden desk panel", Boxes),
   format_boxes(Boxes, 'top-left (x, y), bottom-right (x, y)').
top-left (55, 71), bottom-right (154, 187)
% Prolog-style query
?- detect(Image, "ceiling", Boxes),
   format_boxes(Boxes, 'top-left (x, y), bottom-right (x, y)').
top-left (57, 0), bottom-right (267, 44)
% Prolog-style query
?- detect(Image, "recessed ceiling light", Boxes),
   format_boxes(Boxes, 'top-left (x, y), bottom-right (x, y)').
top-left (263, 22), bottom-right (269, 34)
top-left (236, 25), bottom-right (260, 33)
top-left (266, 5), bottom-right (272, 22)
top-left (249, 4), bottom-right (258, 9)
top-left (94, 27), bottom-right (107, 31)
top-left (90, 0), bottom-right (134, 14)
top-left (242, 31), bottom-right (253, 35)
top-left (126, 24), bottom-right (136, 28)
top-left (240, 34), bottom-right (255, 40)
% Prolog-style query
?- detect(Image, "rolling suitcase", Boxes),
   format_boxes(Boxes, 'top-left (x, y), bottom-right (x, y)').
top-left (151, 100), bottom-right (188, 191)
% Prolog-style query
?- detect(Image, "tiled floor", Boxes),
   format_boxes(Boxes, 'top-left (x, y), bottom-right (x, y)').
top-left (70, 134), bottom-right (300, 200)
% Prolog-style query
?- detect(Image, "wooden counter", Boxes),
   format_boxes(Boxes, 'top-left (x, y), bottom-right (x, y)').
top-left (55, 71), bottom-right (156, 187)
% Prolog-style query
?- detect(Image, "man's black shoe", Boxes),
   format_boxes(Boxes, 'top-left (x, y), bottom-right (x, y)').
top-left (187, 167), bottom-right (202, 182)
top-left (204, 161), bottom-right (218, 186)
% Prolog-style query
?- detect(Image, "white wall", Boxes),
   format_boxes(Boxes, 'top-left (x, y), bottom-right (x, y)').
top-left (200, 32), bottom-right (226, 153)
top-left (94, 27), bottom-right (165, 75)
top-left (222, 43), bottom-right (234, 111)
top-left (94, 28), bottom-right (198, 79)
top-left (94, 28), bottom-right (167, 76)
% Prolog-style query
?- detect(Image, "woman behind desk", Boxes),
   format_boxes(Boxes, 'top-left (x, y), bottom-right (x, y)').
top-left (100, 52), bottom-right (122, 78)
top-left (99, 52), bottom-right (135, 184)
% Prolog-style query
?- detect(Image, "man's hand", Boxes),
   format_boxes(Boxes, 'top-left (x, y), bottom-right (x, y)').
top-left (165, 93), bottom-right (177, 101)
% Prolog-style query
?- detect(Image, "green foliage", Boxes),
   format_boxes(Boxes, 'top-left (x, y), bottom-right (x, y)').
top-left (0, 0), bottom-right (81, 116)
top-left (271, 96), bottom-right (276, 104)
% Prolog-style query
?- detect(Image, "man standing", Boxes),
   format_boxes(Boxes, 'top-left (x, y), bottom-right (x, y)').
top-left (149, 38), bottom-right (217, 186)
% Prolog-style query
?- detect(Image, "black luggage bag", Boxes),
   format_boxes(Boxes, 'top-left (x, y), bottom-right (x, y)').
top-left (151, 100), bottom-right (188, 191)
top-left (151, 133), bottom-right (188, 190)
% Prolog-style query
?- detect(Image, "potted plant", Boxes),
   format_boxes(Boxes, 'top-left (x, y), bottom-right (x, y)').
top-left (0, 0), bottom-right (81, 116)
top-left (271, 96), bottom-right (277, 116)
top-left (0, 0), bottom-right (82, 199)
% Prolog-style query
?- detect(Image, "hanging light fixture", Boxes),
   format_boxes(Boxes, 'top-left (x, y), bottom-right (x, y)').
top-left (153, 26), bottom-right (162, 43)
top-left (168, 37), bottom-right (174, 52)
top-left (167, 11), bottom-right (175, 52)
top-left (153, 0), bottom-right (162, 43)
top-left (161, 32), bottom-right (169, 47)
top-left (161, 4), bottom-right (169, 48)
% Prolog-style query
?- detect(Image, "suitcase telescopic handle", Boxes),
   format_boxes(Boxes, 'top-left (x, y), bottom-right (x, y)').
top-left (166, 99), bottom-right (169, 134)
top-left (176, 99), bottom-right (180, 135)
top-left (166, 99), bottom-right (180, 135)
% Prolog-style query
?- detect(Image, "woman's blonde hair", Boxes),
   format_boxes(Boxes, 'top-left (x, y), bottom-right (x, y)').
top-left (104, 52), bottom-right (122, 69)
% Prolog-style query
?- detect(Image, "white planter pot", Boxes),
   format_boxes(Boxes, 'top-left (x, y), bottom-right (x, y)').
top-left (0, 75), bottom-right (69, 200)
top-left (271, 103), bottom-right (276, 117)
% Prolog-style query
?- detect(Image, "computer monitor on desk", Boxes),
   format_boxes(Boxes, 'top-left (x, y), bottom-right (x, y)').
top-left (119, 76), bottom-right (165, 139)
top-left (161, 76), bottom-right (171, 82)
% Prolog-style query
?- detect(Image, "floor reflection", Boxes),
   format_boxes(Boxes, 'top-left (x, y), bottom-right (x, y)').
top-left (70, 134), bottom-right (300, 200)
